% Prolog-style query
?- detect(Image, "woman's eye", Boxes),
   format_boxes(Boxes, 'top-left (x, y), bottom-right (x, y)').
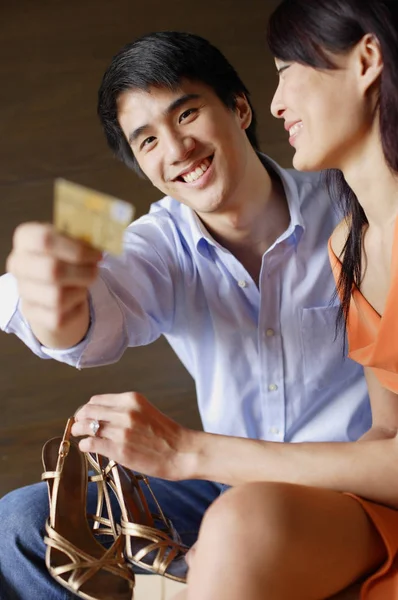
top-left (179, 108), bottom-right (197, 123)
top-left (277, 64), bottom-right (291, 76)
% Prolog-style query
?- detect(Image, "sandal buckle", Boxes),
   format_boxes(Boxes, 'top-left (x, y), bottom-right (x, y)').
top-left (59, 441), bottom-right (70, 458)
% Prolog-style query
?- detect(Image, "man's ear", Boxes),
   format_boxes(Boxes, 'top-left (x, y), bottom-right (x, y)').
top-left (235, 93), bottom-right (252, 130)
top-left (356, 33), bottom-right (384, 96)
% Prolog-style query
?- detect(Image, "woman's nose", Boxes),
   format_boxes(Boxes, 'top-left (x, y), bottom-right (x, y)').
top-left (270, 84), bottom-right (286, 119)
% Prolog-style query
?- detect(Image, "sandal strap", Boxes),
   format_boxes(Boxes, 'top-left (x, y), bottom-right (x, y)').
top-left (121, 519), bottom-right (184, 546)
top-left (86, 510), bottom-right (180, 543)
top-left (86, 454), bottom-right (187, 580)
top-left (88, 513), bottom-right (121, 537)
top-left (41, 470), bottom-right (60, 481)
top-left (121, 518), bottom-right (184, 576)
top-left (41, 418), bottom-right (74, 527)
top-left (133, 473), bottom-right (168, 526)
top-left (88, 455), bottom-right (179, 538)
top-left (44, 520), bottom-right (132, 590)
top-left (86, 454), bottom-right (119, 539)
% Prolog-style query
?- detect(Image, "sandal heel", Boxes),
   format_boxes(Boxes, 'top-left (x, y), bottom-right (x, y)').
top-left (42, 418), bottom-right (135, 600)
top-left (87, 454), bottom-right (188, 583)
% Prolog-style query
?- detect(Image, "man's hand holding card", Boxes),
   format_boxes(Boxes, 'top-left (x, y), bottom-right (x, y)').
top-left (6, 180), bottom-right (135, 349)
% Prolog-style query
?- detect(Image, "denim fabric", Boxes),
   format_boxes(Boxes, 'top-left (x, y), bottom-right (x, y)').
top-left (0, 478), bottom-right (224, 600)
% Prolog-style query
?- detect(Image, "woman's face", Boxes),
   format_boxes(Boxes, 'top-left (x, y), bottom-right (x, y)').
top-left (270, 50), bottom-right (375, 172)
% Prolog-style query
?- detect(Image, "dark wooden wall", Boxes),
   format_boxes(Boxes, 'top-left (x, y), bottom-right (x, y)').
top-left (0, 0), bottom-right (291, 497)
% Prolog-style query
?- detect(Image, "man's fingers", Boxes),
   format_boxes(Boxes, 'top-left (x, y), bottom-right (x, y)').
top-left (17, 281), bottom-right (88, 312)
top-left (7, 252), bottom-right (99, 286)
top-left (12, 222), bottom-right (102, 264)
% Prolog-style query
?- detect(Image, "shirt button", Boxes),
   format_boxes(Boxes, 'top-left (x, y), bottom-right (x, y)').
top-left (268, 384), bottom-right (278, 392)
top-left (266, 329), bottom-right (275, 337)
top-left (238, 280), bottom-right (248, 288)
top-left (269, 427), bottom-right (280, 435)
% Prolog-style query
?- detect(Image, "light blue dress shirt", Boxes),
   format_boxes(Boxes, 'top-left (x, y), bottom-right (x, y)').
top-left (0, 155), bottom-right (370, 443)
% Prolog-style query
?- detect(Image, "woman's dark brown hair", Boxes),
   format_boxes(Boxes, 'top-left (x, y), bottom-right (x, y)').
top-left (267, 0), bottom-right (398, 329)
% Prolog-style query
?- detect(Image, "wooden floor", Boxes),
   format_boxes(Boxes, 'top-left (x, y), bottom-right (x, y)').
top-left (0, 0), bottom-right (290, 498)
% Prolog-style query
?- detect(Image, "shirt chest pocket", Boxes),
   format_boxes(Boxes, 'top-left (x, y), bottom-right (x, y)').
top-left (300, 305), bottom-right (358, 390)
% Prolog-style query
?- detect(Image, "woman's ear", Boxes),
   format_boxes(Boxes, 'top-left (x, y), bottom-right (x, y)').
top-left (356, 33), bottom-right (384, 95)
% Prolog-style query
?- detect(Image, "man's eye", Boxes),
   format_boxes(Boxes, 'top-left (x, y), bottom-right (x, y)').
top-left (179, 108), bottom-right (197, 123)
top-left (141, 136), bottom-right (156, 149)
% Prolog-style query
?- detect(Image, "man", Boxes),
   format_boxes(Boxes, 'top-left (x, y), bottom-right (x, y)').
top-left (0, 31), bottom-right (369, 599)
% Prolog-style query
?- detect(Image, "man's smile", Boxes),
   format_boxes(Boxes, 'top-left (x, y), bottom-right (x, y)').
top-left (173, 155), bottom-right (213, 183)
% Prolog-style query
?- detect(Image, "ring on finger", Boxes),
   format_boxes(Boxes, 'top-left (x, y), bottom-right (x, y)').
top-left (89, 419), bottom-right (101, 437)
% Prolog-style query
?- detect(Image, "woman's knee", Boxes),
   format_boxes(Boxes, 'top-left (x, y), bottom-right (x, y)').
top-left (199, 481), bottom-right (299, 558)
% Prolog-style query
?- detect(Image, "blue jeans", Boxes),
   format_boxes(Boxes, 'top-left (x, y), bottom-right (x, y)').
top-left (0, 477), bottom-right (224, 600)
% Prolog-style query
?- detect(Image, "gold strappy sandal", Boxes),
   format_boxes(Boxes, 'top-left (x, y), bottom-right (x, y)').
top-left (87, 454), bottom-right (188, 583)
top-left (41, 418), bottom-right (135, 600)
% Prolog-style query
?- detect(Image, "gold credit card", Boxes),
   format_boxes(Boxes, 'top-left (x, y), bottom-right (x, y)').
top-left (54, 179), bottom-right (135, 255)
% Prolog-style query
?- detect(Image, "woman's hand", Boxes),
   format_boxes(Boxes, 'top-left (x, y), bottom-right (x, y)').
top-left (72, 391), bottom-right (196, 481)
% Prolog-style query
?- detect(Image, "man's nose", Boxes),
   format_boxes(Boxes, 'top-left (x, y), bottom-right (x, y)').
top-left (166, 131), bottom-right (195, 163)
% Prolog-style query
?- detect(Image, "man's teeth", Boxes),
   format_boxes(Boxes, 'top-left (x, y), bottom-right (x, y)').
top-left (182, 159), bottom-right (210, 183)
top-left (289, 122), bottom-right (303, 137)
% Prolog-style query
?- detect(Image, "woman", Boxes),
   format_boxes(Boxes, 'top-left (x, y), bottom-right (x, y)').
top-left (182, 1), bottom-right (398, 598)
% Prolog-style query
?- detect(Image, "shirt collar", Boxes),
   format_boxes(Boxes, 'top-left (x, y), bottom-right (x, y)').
top-left (186, 152), bottom-right (305, 252)
top-left (258, 153), bottom-right (305, 249)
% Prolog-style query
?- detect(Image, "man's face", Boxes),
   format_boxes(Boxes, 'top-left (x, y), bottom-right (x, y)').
top-left (117, 80), bottom-right (253, 216)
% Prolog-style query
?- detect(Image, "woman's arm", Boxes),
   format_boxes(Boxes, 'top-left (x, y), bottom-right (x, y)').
top-left (360, 367), bottom-right (398, 440)
top-left (185, 410), bottom-right (398, 508)
top-left (74, 380), bottom-right (398, 510)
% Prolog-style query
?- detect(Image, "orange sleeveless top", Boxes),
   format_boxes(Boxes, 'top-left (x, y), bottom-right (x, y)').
top-left (328, 232), bottom-right (398, 393)
top-left (329, 229), bottom-right (398, 600)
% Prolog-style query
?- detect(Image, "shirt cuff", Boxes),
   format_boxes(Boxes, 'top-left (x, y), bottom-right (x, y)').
top-left (64, 275), bottom-right (128, 368)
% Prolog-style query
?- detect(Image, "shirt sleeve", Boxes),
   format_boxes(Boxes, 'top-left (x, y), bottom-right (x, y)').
top-left (0, 212), bottom-right (183, 369)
